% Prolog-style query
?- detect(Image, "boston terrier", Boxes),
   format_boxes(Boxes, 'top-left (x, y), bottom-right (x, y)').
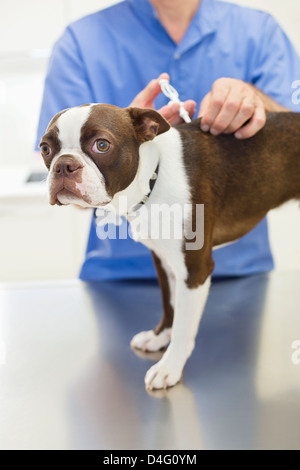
top-left (40, 104), bottom-right (300, 389)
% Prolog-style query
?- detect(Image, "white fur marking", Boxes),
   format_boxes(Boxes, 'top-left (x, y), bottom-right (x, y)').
top-left (160, 257), bottom-right (176, 310)
top-left (130, 329), bottom-right (171, 352)
top-left (111, 126), bottom-right (210, 390)
top-left (56, 105), bottom-right (92, 149)
top-left (213, 241), bottom-right (238, 250)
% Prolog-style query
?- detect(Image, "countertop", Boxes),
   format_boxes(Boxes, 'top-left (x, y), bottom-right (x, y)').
top-left (0, 272), bottom-right (300, 450)
top-left (0, 166), bottom-right (47, 200)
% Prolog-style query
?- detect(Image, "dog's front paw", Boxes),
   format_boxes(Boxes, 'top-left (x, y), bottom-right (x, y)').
top-left (144, 358), bottom-right (182, 390)
top-left (130, 328), bottom-right (171, 352)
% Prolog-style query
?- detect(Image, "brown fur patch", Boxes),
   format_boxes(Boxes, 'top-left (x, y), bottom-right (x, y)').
top-left (152, 252), bottom-right (174, 334)
top-left (79, 105), bottom-right (170, 198)
top-left (179, 112), bottom-right (300, 288)
top-left (39, 125), bottom-right (61, 169)
top-left (79, 105), bottom-right (141, 198)
top-left (128, 107), bottom-right (170, 142)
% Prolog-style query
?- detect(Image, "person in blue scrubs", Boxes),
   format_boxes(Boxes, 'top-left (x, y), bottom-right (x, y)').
top-left (36, 0), bottom-right (300, 281)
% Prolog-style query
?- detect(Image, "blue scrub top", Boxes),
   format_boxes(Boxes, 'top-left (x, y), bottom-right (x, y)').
top-left (36, 0), bottom-right (300, 281)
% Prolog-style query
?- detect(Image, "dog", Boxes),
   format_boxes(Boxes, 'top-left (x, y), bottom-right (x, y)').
top-left (40, 104), bottom-right (300, 389)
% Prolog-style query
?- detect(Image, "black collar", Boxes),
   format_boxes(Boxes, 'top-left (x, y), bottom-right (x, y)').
top-left (131, 163), bottom-right (159, 212)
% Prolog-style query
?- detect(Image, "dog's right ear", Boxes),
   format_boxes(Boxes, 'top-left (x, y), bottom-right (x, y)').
top-left (127, 107), bottom-right (170, 143)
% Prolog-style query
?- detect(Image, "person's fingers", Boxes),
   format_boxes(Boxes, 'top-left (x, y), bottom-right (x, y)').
top-left (157, 72), bottom-right (170, 83)
top-left (199, 78), bottom-right (267, 138)
top-left (159, 100), bottom-right (196, 125)
top-left (159, 103), bottom-right (180, 122)
top-left (130, 72), bottom-right (170, 108)
top-left (199, 82), bottom-right (231, 132)
top-left (130, 79), bottom-right (160, 108)
top-left (234, 99), bottom-right (266, 139)
top-left (185, 100), bottom-right (196, 120)
top-left (169, 100), bottom-right (196, 125)
top-left (198, 93), bottom-right (210, 118)
top-left (223, 96), bottom-right (256, 134)
top-left (209, 90), bottom-right (244, 135)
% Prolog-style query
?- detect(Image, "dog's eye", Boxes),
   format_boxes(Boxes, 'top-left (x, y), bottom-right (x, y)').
top-left (40, 143), bottom-right (51, 157)
top-left (92, 139), bottom-right (111, 153)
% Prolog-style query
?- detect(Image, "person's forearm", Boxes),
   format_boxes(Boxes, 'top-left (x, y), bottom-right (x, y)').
top-left (251, 85), bottom-right (290, 112)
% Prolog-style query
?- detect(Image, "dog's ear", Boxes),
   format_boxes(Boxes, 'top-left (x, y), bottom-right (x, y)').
top-left (127, 107), bottom-right (171, 142)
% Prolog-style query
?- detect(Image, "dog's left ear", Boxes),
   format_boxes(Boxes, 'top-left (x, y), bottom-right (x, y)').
top-left (127, 107), bottom-right (171, 142)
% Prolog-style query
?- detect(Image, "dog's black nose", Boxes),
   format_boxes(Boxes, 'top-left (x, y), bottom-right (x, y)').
top-left (53, 156), bottom-right (83, 175)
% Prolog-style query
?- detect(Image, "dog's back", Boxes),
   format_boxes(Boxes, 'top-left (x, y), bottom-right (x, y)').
top-left (177, 112), bottom-right (300, 245)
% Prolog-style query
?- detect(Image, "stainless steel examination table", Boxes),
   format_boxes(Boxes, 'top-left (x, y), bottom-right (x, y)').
top-left (0, 272), bottom-right (299, 450)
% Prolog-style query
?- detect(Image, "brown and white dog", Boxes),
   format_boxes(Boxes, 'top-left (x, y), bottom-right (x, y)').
top-left (40, 104), bottom-right (300, 390)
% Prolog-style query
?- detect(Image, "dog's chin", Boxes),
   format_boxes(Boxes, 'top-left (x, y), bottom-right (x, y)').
top-left (55, 189), bottom-right (85, 206)
top-left (55, 189), bottom-right (110, 208)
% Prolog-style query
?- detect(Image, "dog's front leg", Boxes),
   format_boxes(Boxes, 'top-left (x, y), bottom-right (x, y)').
top-left (145, 275), bottom-right (211, 390)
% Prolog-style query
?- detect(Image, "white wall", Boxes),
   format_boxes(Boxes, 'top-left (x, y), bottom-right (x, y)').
top-left (0, 1), bottom-right (121, 55)
top-left (0, 0), bottom-right (121, 169)
top-left (221, 0), bottom-right (300, 54)
top-left (0, 0), bottom-right (299, 278)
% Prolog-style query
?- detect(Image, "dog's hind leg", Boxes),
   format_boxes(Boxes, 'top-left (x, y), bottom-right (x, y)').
top-left (130, 252), bottom-right (175, 352)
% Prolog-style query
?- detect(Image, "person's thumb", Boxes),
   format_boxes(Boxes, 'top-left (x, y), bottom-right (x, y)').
top-left (130, 73), bottom-right (170, 108)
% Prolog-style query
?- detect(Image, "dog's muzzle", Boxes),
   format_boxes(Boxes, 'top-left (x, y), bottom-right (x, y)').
top-left (53, 155), bottom-right (83, 176)
top-left (49, 155), bottom-right (87, 206)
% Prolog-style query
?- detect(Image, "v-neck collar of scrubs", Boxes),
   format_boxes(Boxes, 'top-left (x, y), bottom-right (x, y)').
top-left (128, 0), bottom-right (219, 56)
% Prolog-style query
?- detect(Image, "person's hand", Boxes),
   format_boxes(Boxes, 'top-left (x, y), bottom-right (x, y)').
top-left (198, 78), bottom-right (266, 139)
top-left (130, 73), bottom-right (196, 125)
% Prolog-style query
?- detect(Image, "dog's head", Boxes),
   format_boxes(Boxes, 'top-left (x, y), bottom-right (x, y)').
top-left (40, 104), bottom-right (170, 207)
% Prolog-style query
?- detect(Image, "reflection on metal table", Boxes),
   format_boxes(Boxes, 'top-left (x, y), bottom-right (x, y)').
top-left (0, 272), bottom-right (299, 450)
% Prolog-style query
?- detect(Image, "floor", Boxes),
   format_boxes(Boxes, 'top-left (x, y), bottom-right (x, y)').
top-left (0, 272), bottom-right (300, 450)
